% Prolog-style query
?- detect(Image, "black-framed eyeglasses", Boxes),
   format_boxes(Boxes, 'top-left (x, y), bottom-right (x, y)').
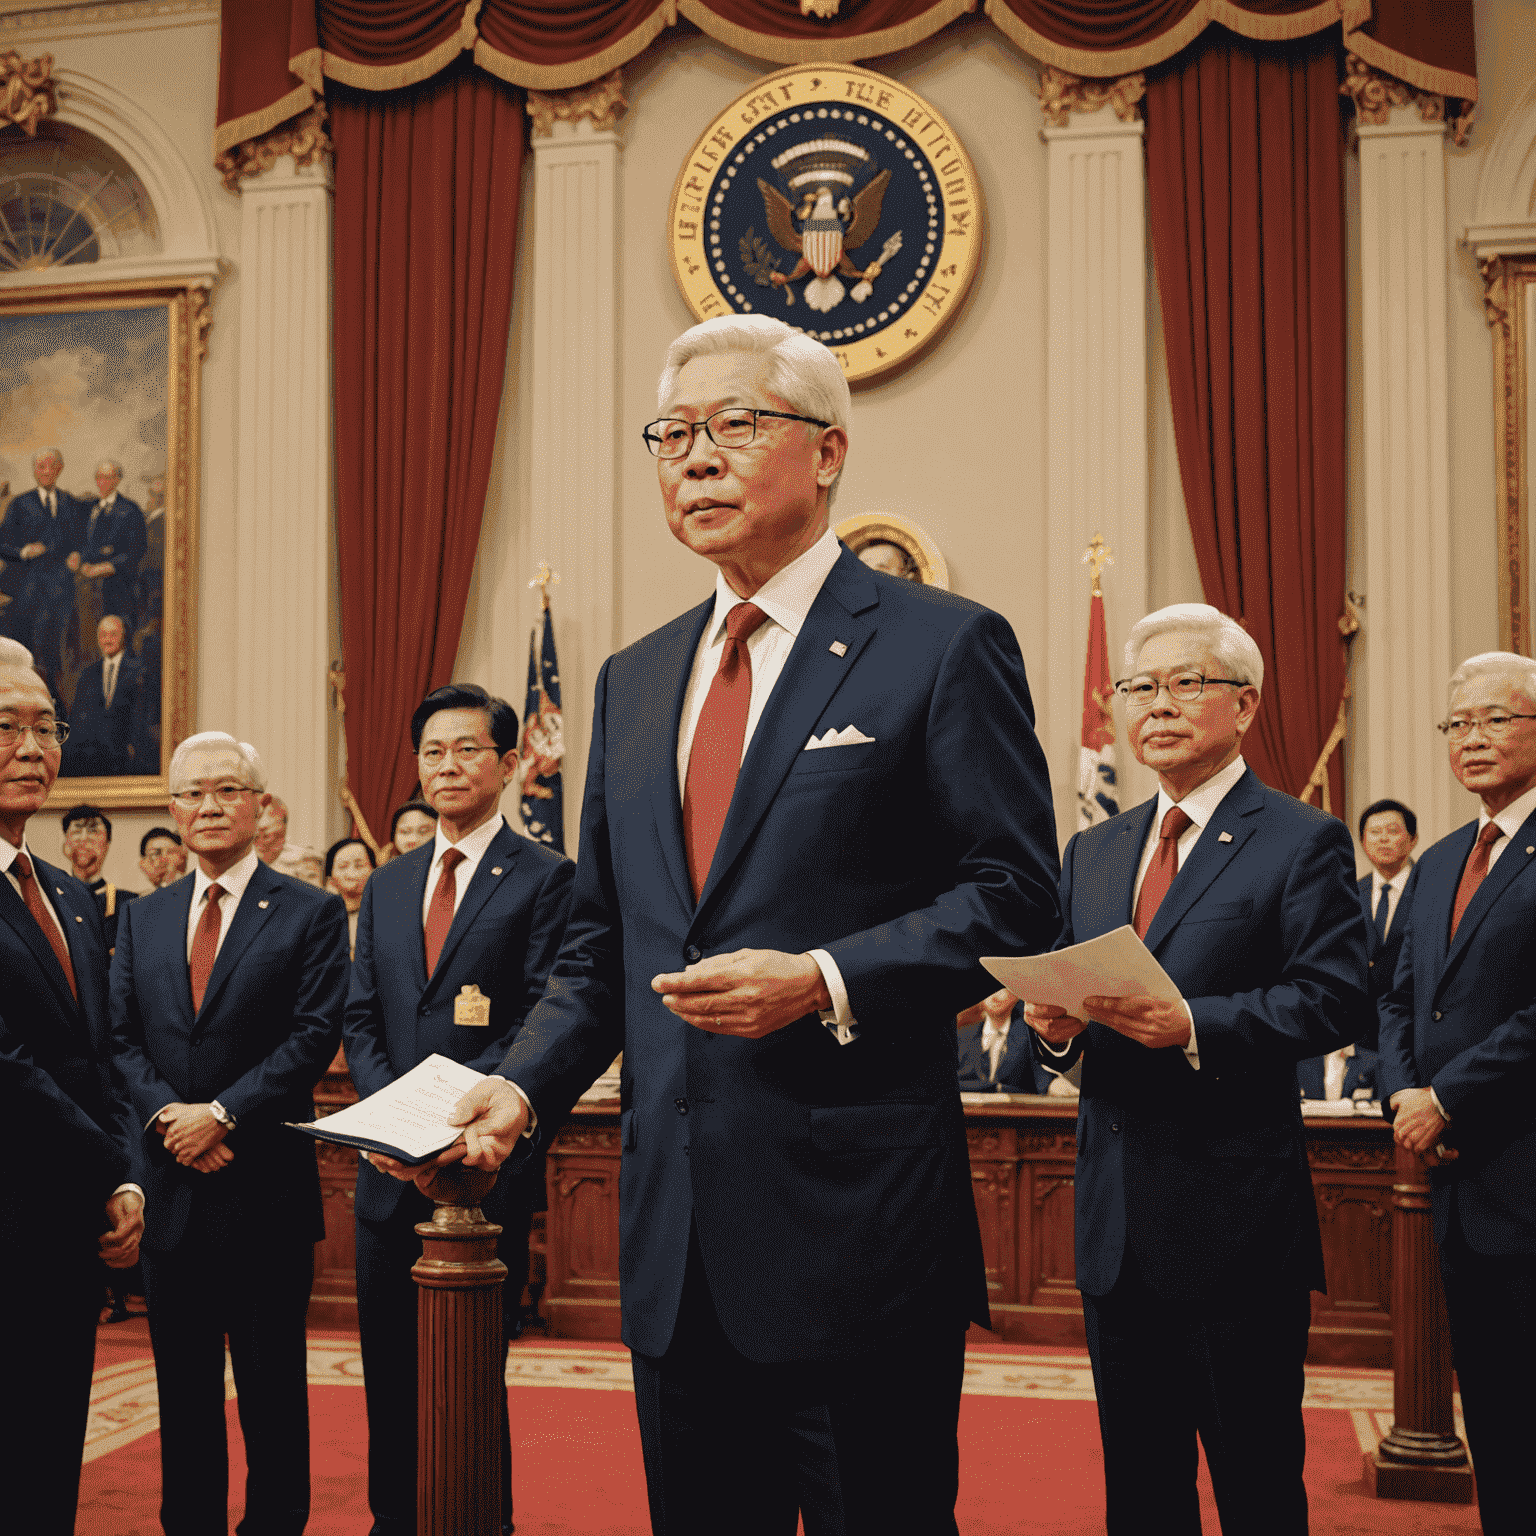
top-left (1436, 711), bottom-right (1536, 740)
top-left (641, 408), bottom-right (831, 458)
top-left (1113, 672), bottom-right (1246, 709)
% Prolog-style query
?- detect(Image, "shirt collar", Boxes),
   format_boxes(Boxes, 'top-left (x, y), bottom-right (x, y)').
top-left (981, 1016), bottom-right (1010, 1046)
top-left (432, 811), bottom-right (505, 870)
top-left (706, 527), bottom-right (842, 645)
top-left (193, 846), bottom-right (260, 905)
top-left (1372, 862), bottom-right (1413, 895)
top-left (1481, 780), bottom-right (1536, 843)
top-left (1155, 755), bottom-right (1248, 832)
top-left (0, 833), bottom-right (33, 876)
top-left (97, 491), bottom-right (117, 510)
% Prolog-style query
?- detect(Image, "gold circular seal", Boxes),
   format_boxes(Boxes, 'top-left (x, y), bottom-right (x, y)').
top-left (668, 63), bottom-right (983, 386)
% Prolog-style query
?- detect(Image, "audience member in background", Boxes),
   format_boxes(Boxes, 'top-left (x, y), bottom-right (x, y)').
top-left (62, 615), bottom-right (146, 777)
top-left (380, 798), bottom-right (437, 863)
top-left (60, 801), bottom-right (136, 953)
top-left (344, 682), bottom-right (574, 1536)
top-left (139, 826), bottom-right (187, 889)
top-left (957, 987), bottom-right (1051, 1094)
top-left (325, 835), bottom-right (376, 958)
top-left (71, 460), bottom-right (147, 640)
top-left (254, 793), bottom-right (288, 863)
top-left (1378, 652), bottom-right (1536, 1536)
top-left (273, 842), bottom-right (325, 889)
top-left (0, 635), bottom-right (142, 1534)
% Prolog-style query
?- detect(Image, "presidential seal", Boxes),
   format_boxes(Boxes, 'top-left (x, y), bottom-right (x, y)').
top-left (669, 64), bottom-right (983, 385)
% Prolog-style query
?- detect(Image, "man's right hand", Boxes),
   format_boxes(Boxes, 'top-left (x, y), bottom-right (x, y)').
top-left (1023, 1002), bottom-right (1089, 1046)
top-left (447, 1078), bottom-right (530, 1170)
top-left (20, 541), bottom-right (46, 560)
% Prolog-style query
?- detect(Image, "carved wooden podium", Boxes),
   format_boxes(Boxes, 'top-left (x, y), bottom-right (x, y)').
top-left (413, 1164), bottom-right (507, 1536)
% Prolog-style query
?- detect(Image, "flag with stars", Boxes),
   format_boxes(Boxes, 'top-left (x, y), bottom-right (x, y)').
top-left (1078, 590), bottom-right (1118, 829)
top-left (520, 604), bottom-right (564, 851)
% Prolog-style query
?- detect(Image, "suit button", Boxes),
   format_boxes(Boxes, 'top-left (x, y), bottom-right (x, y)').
top-left (685, 946), bottom-right (702, 963)
top-left (1110, 1123), bottom-right (1121, 1133)
top-left (675, 1098), bottom-right (689, 1116)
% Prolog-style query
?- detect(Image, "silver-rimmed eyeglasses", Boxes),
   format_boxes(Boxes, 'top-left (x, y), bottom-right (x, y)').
top-left (1114, 672), bottom-right (1245, 710)
top-left (0, 718), bottom-right (69, 749)
top-left (170, 784), bottom-right (257, 809)
top-left (1437, 711), bottom-right (1536, 740)
top-left (419, 742), bottom-right (497, 769)
top-left (642, 408), bottom-right (830, 458)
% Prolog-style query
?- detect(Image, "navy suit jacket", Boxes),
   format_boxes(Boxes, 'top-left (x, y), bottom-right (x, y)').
top-left (0, 488), bottom-right (86, 601)
top-left (109, 860), bottom-right (350, 1252)
top-left (495, 549), bottom-right (1062, 1363)
top-left (1036, 768), bottom-right (1367, 1302)
top-left (63, 655), bottom-right (145, 775)
top-left (1361, 864), bottom-right (1419, 1016)
top-left (956, 1010), bottom-right (1050, 1094)
top-left (80, 494), bottom-right (147, 620)
top-left (0, 852), bottom-right (130, 1255)
top-left (344, 820), bottom-right (574, 1226)
top-left (1377, 813), bottom-right (1536, 1254)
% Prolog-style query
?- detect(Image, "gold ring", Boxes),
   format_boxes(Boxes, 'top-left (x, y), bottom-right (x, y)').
top-left (1435, 1142), bottom-right (1448, 1158)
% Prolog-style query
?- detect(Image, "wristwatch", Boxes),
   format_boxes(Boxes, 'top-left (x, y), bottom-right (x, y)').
top-left (209, 1099), bottom-right (237, 1131)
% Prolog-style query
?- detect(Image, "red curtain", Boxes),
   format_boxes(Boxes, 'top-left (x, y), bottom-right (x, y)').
top-left (1145, 28), bottom-right (1347, 810)
top-left (331, 62), bottom-right (526, 841)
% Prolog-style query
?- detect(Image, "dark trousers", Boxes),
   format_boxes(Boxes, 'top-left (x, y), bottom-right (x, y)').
top-left (1082, 1250), bottom-right (1313, 1535)
top-left (1437, 1219), bottom-right (1536, 1536)
top-left (630, 1227), bottom-right (968, 1536)
top-left (141, 1199), bottom-right (315, 1536)
top-left (0, 1242), bottom-right (101, 1536)
top-left (356, 1190), bottom-right (529, 1536)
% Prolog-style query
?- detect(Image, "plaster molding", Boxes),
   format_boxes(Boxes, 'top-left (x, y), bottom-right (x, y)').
top-left (526, 70), bottom-right (626, 140)
top-left (0, 46), bottom-right (54, 132)
top-left (1035, 66), bottom-right (1144, 131)
top-left (1340, 52), bottom-right (1471, 148)
top-left (1464, 75), bottom-right (1536, 261)
top-left (214, 102), bottom-right (331, 195)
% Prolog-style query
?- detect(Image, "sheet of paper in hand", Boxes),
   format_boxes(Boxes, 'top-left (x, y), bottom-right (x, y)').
top-left (981, 925), bottom-right (1185, 1023)
top-left (287, 1053), bottom-right (488, 1164)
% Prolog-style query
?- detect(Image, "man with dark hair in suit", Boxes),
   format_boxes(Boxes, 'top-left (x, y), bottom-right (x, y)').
top-left (0, 636), bottom-right (142, 1534)
top-left (60, 800), bottom-right (137, 953)
top-left (956, 987), bottom-right (1051, 1094)
top-left (139, 825), bottom-right (187, 889)
top-left (0, 448), bottom-right (85, 696)
top-left (63, 615), bottom-right (145, 777)
top-left (110, 729), bottom-right (350, 1536)
top-left (376, 313), bottom-right (1062, 1535)
top-left (346, 681), bottom-right (573, 1536)
top-left (1377, 652), bottom-right (1536, 1536)
top-left (70, 460), bottom-right (147, 639)
top-left (1023, 601), bottom-right (1367, 1535)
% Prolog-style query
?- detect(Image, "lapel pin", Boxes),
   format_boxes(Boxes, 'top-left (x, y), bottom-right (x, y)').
top-left (258, 899), bottom-right (269, 909)
top-left (829, 641), bottom-right (848, 657)
top-left (1527, 847), bottom-right (1534, 855)
top-left (55, 887), bottom-right (64, 895)
top-left (75, 914), bottom-right (83, 922)
top-left (492, 867), bottom-right (503, 876)
top-left (1217, 831), bottom-right (1233, 843)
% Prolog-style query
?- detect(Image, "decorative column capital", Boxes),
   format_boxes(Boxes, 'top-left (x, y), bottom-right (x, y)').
top-left (1036, 66), bottom-right (1144, 130)
top-left (0, 48), bottom-right (57, 135)
top-left (1340, 53), bottom-right (1473, 148)
top-left (527, 70), bottom-right (626, 142)
top-left (215, 103), bottom-right (333, 195)
top-left (1477, 254), bottom-right (1508, 329)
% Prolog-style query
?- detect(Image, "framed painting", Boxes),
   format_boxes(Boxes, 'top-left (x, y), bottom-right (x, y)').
top-left (834, 510), bottom-right (951, 589)
top-left (0, 277), bottom-right (202, 809)
top-left (1486, 254), bottom-right (1535, 656)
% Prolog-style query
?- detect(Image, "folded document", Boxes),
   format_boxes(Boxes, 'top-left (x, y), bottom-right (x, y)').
top-left (981, 925), bottom-right (1185, 1020)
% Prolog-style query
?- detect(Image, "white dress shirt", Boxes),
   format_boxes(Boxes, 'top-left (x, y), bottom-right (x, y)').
top-left (981, 1017), bottom-right (1010, 1082)
top-left (421, 812), bottom-right (505, 930)
top-left (1476, 779), bottom-right (1536, 872)
top-left (102, 651), bottom-right (121, 707)
top-left (1367, 862), bottom-right (1413, 936)
top-left (186, 847), bottom-right (261, 963)
top-left (674, 527), bottom-right (858, 1043)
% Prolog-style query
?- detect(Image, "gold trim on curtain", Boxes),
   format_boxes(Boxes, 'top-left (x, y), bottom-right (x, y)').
top-left (474, 4), bottom-right (675, 92)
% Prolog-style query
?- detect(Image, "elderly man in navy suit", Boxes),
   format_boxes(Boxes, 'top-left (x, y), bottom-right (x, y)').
top-left (346, 681), bottom-right (573, 1536)
top-left (0, 637), bottom-right (142, 1534)
top-left (376, 313), bottom-right (1061, 1534)
top-left (1023, 602), bottom-right (1367, 1535)
top-left (71, 459), bottom-right (147, 637)
top-left (110, 730), bottom-right (350, 1536)
top-left (1378, 652), bottom-right (1536, 1536)
top-left (0, 448), bottom-right (85, 694)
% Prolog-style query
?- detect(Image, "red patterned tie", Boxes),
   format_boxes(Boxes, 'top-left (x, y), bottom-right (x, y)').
top-left (12, 852), bottom-right (77, 1001)
top-left (424, 847), bottom-right (465, 975)
top-left (189, 883), bottom-right (225, 1012)
top-left (1134, 806), bottom-right (1194, 939)
top-left (683, 602), bottom-right (769, 900)
top-left (1450, 821), bottom-right (1504, 940)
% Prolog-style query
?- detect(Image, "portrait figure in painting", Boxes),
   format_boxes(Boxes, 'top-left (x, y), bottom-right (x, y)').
top-left (834, 510), bottom-right (951, 590)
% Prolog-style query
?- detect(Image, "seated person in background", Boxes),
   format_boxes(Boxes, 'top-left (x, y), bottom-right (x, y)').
top-left (60, 802), bottom-right (136, 953)
top-left (378, 799), bottom-right (437, 863)
top-left (138, 825), bottom-right (187, 889)
top-left (325, 835), bottom-right (377, 958)
top-left (957, 987), bottom-right (1052, 1094)
top-left (272, 842), bottom-right (325, 889)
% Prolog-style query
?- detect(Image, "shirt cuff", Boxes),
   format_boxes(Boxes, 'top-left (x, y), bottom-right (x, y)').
top-left (808, 949), bottom-right (858, 1045)
top-left (1181, 1000), bottom-right (1199, 1071)
top-left (1429, 1086), bottom-right (1451, 1127)
top-left (111, 1183), bottom-right (144, 1203)
top-left (504, 1079), bottom-right (539, 1138)
top-left (146, 1102), bottom-right (181, 1132)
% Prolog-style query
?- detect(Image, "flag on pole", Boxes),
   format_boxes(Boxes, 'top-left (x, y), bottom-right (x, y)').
top-left (520, 601), bottom-right (565, 851)
top-left (1078, 539), bottom-right (1118, 829)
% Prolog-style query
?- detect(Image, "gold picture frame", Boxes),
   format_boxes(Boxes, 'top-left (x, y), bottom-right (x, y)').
top-left (0, 276), bottom-right (204, 809)
top-left (1487, 254), bottom-right (1535, 656)
top-left (835, 510), bottom-right (950, 590)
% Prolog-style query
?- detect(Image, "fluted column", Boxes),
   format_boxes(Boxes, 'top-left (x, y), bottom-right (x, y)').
top-left (1038, 72), bottom-right (1153, 827)
top-left (1347, 59), bottom-right (1458, 842)
top-left (232, 141), bottom-right (339, 850)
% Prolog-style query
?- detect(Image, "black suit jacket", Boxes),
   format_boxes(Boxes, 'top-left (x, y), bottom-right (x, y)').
top-left (0, 488), bottom-right (85, 605)
top-left (63, 655), bottom-right (144, 775)
top-left (1377, 813), bottom-right (1536, 1254)
top-left (1035, 768), bottom-right (1368, 1302)
top-left (79, 494), bottom-right (147, 623)
top-left (956, 1010), bottom-right (1049, 1093)
top-left (1361, 864), bottom-right (1419, 1017)
top-left (109, 861), bottom-right (350, 1252)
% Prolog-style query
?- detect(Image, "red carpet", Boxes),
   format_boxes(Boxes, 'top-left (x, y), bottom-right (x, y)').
top-left (78, 1321), bottom-right (1483, 1535)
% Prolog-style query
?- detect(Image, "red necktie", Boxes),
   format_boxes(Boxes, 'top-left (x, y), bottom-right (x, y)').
top-left (683, 602), bottom-right (769, 900)
top-left (12, 852), bottom-right (77, 1001)
top-left (424, 848), bottom-right (466, 975)
top-left (1134, 806), bottom-right (1193, 939)
top-left (189, 883), bottom-right (225, 1012)
top-left (1450, 821), bottom-right (1504, 940)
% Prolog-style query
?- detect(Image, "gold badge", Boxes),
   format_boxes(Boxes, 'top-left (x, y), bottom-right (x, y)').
top-left (668, 64), bottom-right (983, 385)
top-left (455, 984), bottom-right (491, 1027)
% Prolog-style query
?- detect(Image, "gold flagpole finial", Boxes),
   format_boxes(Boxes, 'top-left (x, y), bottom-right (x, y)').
top-left (1082, 534), bottom-right (1113, 597)
top-left (529, 560), bottom-right (561, 610)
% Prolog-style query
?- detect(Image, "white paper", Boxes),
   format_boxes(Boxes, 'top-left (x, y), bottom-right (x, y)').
top-left (981, 925), bottom-right (1186, 1021)
top-left (300, 1053), bottom-right (487, 1161)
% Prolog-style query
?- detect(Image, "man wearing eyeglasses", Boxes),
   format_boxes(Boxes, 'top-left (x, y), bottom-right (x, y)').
top-left (0, 636), bottom-right (142, 1534)
top-left (1377, 652), bottom-right (1536, 1536)
top-left (1021, 602), bottom-right (1366, 1535)
top-left (109, 730), bottom-right (349, 1536)
top-left (375, 313), bottom-right (1061, 1535)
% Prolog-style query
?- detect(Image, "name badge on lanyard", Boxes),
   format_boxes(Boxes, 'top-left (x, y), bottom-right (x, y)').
top-left (455, 983), bottom-right (490, 1027)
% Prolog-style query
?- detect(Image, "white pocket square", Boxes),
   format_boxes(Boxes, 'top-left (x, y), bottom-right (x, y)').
top-left (804, 725), bottom-right (876, 750)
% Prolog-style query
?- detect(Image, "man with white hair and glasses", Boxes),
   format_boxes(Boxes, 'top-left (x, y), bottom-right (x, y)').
top-left (1377, 651), bottom-right (1536, 1536)
top-left (1022, 601), bottom-right (1367, 1535)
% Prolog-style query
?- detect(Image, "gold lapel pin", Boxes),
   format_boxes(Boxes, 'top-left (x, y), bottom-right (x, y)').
top-left (258, 900), bottom-right (269, 909)
top-left (829, 641), bottom-right (848, 657)
top-left (1217, 831), bottom-right (1233, 843)
top-left (491, 867), bottom-right (503, 876)
top-left (75, 914), bottom-right (83, 922)
top-left (1527, 846), bottom-right (1534, 855)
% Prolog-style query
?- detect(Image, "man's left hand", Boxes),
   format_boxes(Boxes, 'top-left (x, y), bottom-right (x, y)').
top-left (653, 950), bottom-right (833, 1039)
top-left (99, 1189), bottom-right (144, 1269)
top-left (1392, 1087), bottom-right (1452, 1157)
top-left (159, 1103), bottom-right (228, 1165)
top-left (1083, 995), bottom-right (1192, 1050)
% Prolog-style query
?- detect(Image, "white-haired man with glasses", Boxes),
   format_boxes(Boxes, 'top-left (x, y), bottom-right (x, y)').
top-left (1021, 601), bottom-right (1367, 1535)
top-left (1377, 651), bottom-right (1536, 1536)
top-left (109, 730), bottom-right (350, 1536)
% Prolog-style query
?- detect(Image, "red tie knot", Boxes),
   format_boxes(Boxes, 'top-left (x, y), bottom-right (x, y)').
top-left (726, 602), bottom-right (768, 644)
top-left (1476, 821), bottom-right (1504, 849)
top-left (207, 882), bottom-right (225, 904)
top-left (1160, 806), bottom-right (1194, 842)
top-left (439, 847), bottom-right (466, 873)
top-left (12, 852), bottom-right (32, 881)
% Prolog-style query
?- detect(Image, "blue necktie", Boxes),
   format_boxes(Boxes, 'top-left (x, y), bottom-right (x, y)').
top-left (1372, 884), bottom-right (1391, 946)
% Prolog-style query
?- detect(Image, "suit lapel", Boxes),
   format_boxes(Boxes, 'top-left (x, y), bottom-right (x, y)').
top-left (195, 862), bottom-right (280, 1019)
top-left (423, 824), bottom-right (516, 1001)
top-left (0, 858), bottom-right (80, 1018)
top-left (161, 875), bottom-right (198, 1029)
top-left (1096, 801), bottom-right (1157, 935)
top-left (408, 845), bottom-right (432, 993)
top-left (1417, 826), bottom-right (1470, 990)
top-left (648, 598), bottom-right (716, 915)
top-left (693, 552), bottom-right (879, 921)
top-left (1440, 810), bottom-right (1536, 985)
